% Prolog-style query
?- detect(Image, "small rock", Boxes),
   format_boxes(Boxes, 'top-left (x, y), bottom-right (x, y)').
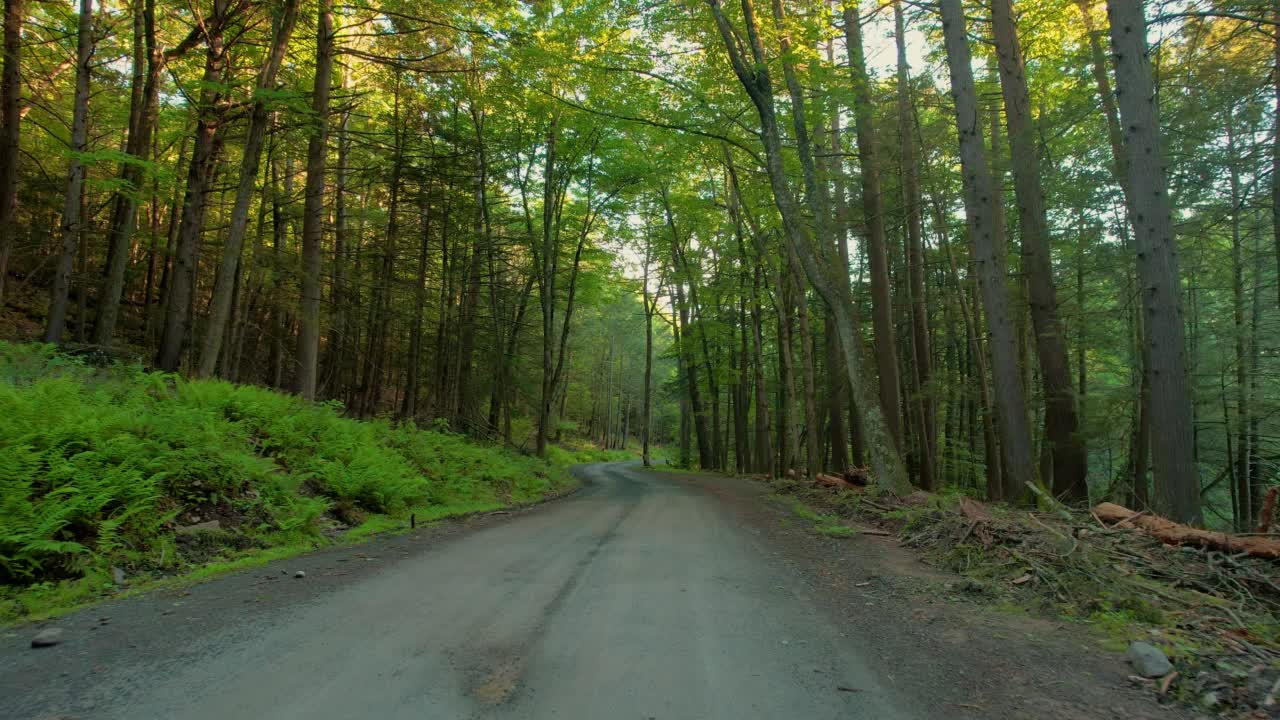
top-left (176, 519), bottom-right (221, 535)
top-left (111, 566), bottom-right (125, 585)
top-left (294, 570), bottom-right (306, 579)
top-left (1199, 691), bottom-right (1220, 709)
top-left (31, 628), bottom-right (63, 648)
top-left (1126, 641), bottom-right (1173, 678)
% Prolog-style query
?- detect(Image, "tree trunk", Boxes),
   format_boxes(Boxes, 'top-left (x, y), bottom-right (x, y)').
top-left (894, 0), bottom-right (936, 489)
top-left (1106, 0), bottom-right (1202, 524)
top-left (665, 191), bottom-right (714, 469)
top-left (197, 0), bottom-right (300, 376)
top-left (642, 239), bottom-right (656, 467)
top-left (991, 0), bottom-right (1087, 501)
top-left (707, 0), bottom-right (909, 494)
top-left (44, 0), bottom-right (93, 343)
top-left (939, 0), bottom-right (1037, 501)
top-left (1227, 107), bottom-right (1250, 530)
top-left (843, 1), bottom-right (903, 449)
top-left (788, 248), bottom-right (822, 476)
top-left (157, 2), bottom-right (231, 372)
top-left (95, 0), bottom-right (162, 345)
top-left (401, 185), bottom-right (432, 421)
top-left (0, 0), bottom-right (24, 303)
top-left (296, 0), bottom-right (333, 400)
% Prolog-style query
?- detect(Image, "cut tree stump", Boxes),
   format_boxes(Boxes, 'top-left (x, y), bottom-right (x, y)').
top-left (1257, 487), bottom-right (1277, 534)
top-left (1094, 502), bottom-right (1280, 560)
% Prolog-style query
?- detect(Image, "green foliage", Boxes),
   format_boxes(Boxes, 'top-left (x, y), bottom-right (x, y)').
top-left (0, 343), bottom-right (575, 621)
top-left (774, 494), bottom-right (859, 538)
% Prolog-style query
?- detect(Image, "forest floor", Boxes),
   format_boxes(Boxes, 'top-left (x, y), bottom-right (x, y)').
top-left (763, 476), bottom-right (1279, 719)
top-left (2, 462), bottom-right (1199, 720)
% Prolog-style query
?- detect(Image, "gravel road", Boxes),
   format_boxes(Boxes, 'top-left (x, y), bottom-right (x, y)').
top-left (2, 462), bottom-right (929, 720)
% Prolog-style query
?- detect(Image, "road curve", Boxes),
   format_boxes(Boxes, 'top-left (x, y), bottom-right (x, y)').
top-left (3, 462), bottom-right (922, 720)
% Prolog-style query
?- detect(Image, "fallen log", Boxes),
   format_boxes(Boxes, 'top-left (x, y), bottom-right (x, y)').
top-left (1094, 502), bottom-right (1280, 560)
top-left (816, 473), bottom-right (855, 490)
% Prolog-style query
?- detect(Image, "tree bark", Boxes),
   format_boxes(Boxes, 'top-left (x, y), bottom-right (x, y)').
top-left (157, 1), bottom-right (232, 372)
top-left (0, 0), bottom-right (24, 303)
top-left (939, 0), bottom-right (1037, 500)
top-left (843, 1), bottom-right (903, 449)
top-left (990, 0), bottom-right (1087, 501)
top-left (893, 0), bottom-right (936, 489)
top-left (296, 0), bottom-right (333, 400)
top-left (44, 0), bottom-right (93, 343)
top-left (1106, 0), bottom-right (1202, 524)
top-left (96, 0), bottom-right (168, 345)
top-left (197, 0), bottom-right (300, 377)
top-left (707, 0), bottom-right (910, 494)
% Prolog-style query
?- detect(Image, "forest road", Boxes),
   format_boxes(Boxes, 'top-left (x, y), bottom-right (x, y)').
top-left (2, 461), bottom-right (927, 720)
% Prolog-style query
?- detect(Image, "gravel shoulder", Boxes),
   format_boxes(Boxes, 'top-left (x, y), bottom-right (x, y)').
top-left (0, 463), bottom-right (1192, 720)
top-left (674, 469), bottom-right (1195, 720)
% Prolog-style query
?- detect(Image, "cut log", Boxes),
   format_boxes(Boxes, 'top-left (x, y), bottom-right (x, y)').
top-left (1094, 502), bottom-right (1280, 560)
top-left (816, 473), bottom-right (854, 489)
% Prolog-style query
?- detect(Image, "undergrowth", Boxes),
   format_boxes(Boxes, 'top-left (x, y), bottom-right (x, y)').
top-left (769, 478), bottom-right (1280, 717)
top-left (0, 342), bottom-right (583, 623)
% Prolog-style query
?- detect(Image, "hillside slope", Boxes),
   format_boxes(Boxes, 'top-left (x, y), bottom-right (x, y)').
top-left (0, 342), bottom-right (591, 621)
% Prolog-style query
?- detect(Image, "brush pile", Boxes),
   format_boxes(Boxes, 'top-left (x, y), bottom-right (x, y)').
top-left (778, 476), bottom-right (1280, 718)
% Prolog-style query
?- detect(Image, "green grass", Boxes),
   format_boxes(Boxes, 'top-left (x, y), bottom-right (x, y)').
top-left (774, 494), bottom-right (859, 538)
top-left (0, 342), bottom-right (583, 623)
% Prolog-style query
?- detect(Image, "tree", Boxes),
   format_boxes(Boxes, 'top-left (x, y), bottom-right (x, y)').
top-left (197, 0), bottom-right (301, 377)
top-left (939, 0), bottom-right (1037, 500)
top-left (1106, 0), bottom-right (1202, 524)
top-left (44, 0), bottom-right (93, 343)
top-left (990, 0), bottom-right (1087, 500)
top-left (296, 0), bottom-right (334, 400)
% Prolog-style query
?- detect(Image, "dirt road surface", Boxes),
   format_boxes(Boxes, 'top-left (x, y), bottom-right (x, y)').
top-left (1, 463), bottom-right (1182, 720)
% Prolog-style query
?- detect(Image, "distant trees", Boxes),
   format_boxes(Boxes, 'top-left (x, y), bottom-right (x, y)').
top-left (0, 0), bottom-right (1269, 524)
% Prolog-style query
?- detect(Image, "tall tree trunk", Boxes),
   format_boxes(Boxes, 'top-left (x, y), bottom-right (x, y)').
top-left (1227, 107), bottom-right (1250, 530)
top-left (535, 117), bottom-right (560, 458)
top-left (95, 0), bottom-right (163, 345)
top-left (1274, 8), bottom-right (1279, 308)
top-left (641, 239), bottom-right (656, 467)
top-left (751, 264), bottom-right (773, 476)
top-left (0, 0), bottom-right (23, 303)
top-left (788, 248), bottom-right (822, 476)
top-left (197, 0), bottom-right (300, 376)
top-left (843, 1), bottom-right (902, 448)
top-left (665, 190), bottom-right (714, 469)
top-left (44, 0), bottom-right (93, 343)
top-left (157, 1), bottom-right (231, 372)
top-left (1106, 0), bottom-right (1202, 524)
top-left (401, 186), bottom-right (431, 421)
top-left (296, 0), bottom-right (333, 400)
top-left (991, 0), bottom-right (1087, 501)
top-left (359, 87), bottom-right (402, 417)
top-left (894, 0), bottom-right (935, 489)
top-left (707, 0), bottom-right (909, 494)
top-left (939, 0), bottom-right (1037, 501)
top-left (325, 68), bottom-right (353, 397)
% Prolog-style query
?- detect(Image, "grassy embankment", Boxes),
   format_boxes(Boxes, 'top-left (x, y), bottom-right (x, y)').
top-left (0, 342), bottom-right (629, 622)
